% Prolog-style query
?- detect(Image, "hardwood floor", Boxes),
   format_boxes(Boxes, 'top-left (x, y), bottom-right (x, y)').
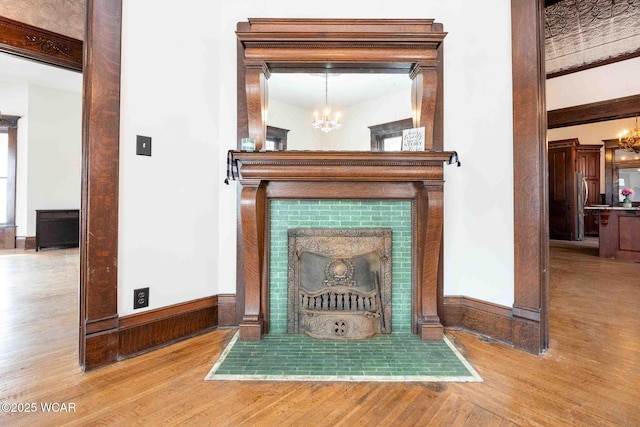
top-left (0, 243), bottom-right (638, 426)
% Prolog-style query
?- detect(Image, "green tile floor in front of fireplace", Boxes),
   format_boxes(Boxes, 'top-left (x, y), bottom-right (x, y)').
top-left (206, 333), bottom-right (482, 382)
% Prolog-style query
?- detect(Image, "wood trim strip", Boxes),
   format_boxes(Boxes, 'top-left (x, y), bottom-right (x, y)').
top-left (80, 0), bottom-right (122, 371)
top-left (547, 94), bottom-right (640, 129)
top-left (0, 16), bottom-right (83, 72)
top-left (85, 315), bottom-right (119, 334)
top-left (511, 0), bottom-right (549, 353)
top-left (15, 236), bottom-right (36, 250)
top-left (119, 296), bottom-right (218, 329)
top-left (118, 299), bottom-right (218, 358)
top-left (443, 296), bottom-right (541, 352)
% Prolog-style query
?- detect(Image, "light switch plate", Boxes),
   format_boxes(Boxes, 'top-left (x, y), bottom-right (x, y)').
top-left (136, 135), bottom-right (152, 156)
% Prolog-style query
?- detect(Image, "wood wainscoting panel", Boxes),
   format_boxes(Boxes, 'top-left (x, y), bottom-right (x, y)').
top-left (619, 216), bottom-right (640, 252)
top-left (118, 296), bottom-right (218, 358)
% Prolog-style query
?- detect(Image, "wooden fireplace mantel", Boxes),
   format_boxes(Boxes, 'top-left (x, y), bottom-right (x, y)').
top-left (229, 150), bottom-right (458, 341)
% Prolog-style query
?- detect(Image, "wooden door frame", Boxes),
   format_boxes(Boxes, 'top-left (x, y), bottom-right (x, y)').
top-left (1, 0), bottom-right (549, 368)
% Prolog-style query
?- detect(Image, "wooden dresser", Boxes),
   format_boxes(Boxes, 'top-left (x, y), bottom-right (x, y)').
top-left (35, 209), bottom-right (80, 251)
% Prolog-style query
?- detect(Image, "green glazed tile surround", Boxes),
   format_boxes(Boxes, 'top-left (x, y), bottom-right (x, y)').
top-left (269, 200), bottom-right (412, 333)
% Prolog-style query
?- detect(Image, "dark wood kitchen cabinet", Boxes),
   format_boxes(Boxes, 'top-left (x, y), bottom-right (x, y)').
top-left (548, 139), bottom-right (601, 240)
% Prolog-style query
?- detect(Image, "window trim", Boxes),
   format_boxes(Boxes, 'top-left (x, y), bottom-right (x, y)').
top-left (0, 115), bottom-right (19, 226)
top-left (368, 118), bottom-right (413, 151)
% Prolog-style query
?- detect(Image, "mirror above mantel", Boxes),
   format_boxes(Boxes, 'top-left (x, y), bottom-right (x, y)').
top-left (236, 18), bottom-right (447, 152)
top-left (268, 72), bottom-right (413, 150)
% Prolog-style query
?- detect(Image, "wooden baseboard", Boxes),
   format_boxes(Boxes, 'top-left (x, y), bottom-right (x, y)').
top-left (16, 236), bottom-right (36, 250)
top-left (217, 294), bottom-right (237, 326)
top-left (443, 295), bottom-right (543, 354)
top-left (118, 296), bottom-right (218, 359)
top-left (0, 226), bottom-right (16, 249)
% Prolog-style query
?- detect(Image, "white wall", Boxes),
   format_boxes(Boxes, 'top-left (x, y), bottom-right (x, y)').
top-left (118, 1), bottom-right (223, 315)
top-left (546, 56), bottom-right (640, 110)
top-left (118, 0), bottom-right (516, 314)
top-left (267, 99), bottom-right (324, 150)
top-left (337, 91), bottom-right (412, 150)
top-left (270, 90), bottom-right (411, 151)
top-left (0, 81), bottom-right (80, 237)
top-left (25, 85), bottom-right (81, 235)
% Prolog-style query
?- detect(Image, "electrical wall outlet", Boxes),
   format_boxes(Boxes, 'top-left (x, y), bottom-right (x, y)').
top-left (134, 287), bottom-right (149, 309)
top-left (136, 135), bottom-right (152, 156)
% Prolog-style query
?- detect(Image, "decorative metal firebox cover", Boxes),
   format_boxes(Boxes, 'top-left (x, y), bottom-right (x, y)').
top-left (287, 228), bottom-right (392, 339)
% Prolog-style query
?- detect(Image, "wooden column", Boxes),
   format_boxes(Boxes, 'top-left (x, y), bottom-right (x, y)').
top-left (511, 0), bottom-right (548, 353)
top-left (238, 181), bottom-right (267, 340)
top-left (410, 62), bottom-right (439, 150)
top-left (244, 62), bottom-right (269, 150)
top-left (80, 0), bottom-right (122, 370)
top-left (417, 182), bottom-right (444, 340)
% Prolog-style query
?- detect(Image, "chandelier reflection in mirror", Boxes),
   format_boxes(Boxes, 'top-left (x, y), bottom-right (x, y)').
top-left (312, 74), bottom-right (342, 133)
top-left (618, 115), bottom-right (640, 153)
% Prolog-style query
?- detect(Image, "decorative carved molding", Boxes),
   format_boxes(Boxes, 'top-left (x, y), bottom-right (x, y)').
top-left (0, 16), bottom-right (82, 71)
top-left (0, 0), bottom-right (84, 40)
top-left (548, 138), bottom-right (580, 149)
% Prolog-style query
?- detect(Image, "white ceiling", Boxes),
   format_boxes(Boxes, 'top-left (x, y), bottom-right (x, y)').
top-left (268, 73), bottom-right (413, 111)
top-left (0, 52), bottom-right (82, 93)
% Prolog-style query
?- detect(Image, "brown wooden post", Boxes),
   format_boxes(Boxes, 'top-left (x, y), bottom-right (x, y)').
top-left (511, 0), bottom-right (549, 353)
top-left (238, 180), bottom-right (266, 340)
top-left (80, 0), bottom-right (123, 370)
top-left (410, 62), bottom-right (439, 150)
top-left (244, 62), bottom-right (269, 150)
top-left (417, 181), bottom-right (444, 340)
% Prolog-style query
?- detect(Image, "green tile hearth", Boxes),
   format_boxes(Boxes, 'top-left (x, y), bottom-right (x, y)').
top-left (206, 333), bottom-right (482, 382)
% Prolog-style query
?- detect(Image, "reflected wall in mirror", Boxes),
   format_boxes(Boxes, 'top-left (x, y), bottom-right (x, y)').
top-left (617, 167), bottom-right (640, 203)
top-left (604, 139), bottom-right (640, 206)
top-left (267, 73), bottom-right (412, 151)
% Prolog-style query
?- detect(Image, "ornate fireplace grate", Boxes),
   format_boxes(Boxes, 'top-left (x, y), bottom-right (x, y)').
top-left (288, 228), bottom-right (392, 340)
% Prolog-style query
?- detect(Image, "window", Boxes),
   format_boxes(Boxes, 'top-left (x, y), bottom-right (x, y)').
top-left (368, 118), bottom-right (413, 151)
top-left (0, 115), bottom-right (19, 225)
top-left (0, 131), bottom-right (8, 223)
